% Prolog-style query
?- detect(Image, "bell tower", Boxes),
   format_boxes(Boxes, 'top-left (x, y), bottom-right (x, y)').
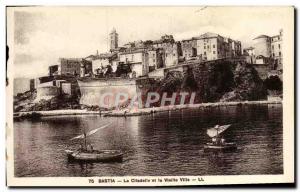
top-left (109, 28), bottom-right (118, 51)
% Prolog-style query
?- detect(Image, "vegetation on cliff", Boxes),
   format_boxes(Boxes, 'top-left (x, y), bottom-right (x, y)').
top-left (155, 61), bottom-right (268, 104)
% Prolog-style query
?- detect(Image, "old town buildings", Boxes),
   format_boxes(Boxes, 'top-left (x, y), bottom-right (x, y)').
top-left (53, 28), bottom-right (282, 80)
top-left (80, 29), bottom-right (243, 79)
top-left (243, 29), bottom-right (283, 71)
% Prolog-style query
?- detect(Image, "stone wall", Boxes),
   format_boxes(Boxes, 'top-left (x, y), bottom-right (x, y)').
top-left (78, 78), bottom-right (138, 108)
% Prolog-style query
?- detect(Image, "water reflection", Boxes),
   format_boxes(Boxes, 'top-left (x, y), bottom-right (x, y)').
top-left (14, 104), bottom-right (283, 177)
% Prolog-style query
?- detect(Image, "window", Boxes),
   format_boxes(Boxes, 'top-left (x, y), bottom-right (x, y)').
top-left (204, 46), bottom-right (206, 49)
top-left (173, 54), bottom-right (176, 56)
top-left (153, 54), bottom-right (155, 57)
top-left (273, 53), bottom-right (275, 57)
top-left (166, 53), bottom-right (168, 57)
top-left (279, 52), bottom-right (281, 56)
top-left (213, 44), bottom-right (215, 48)
top-left (213, 51), bottom-right (216, 54)
top-left (278, 44), bottom-right (281, 49)
top-left (153, 59), bottom-right (155, 62)
top-left (272, 45), bottom-right (274, 50)
top-left (204, 51), bottom-right (206, 55)
top-left (207, 45), bottom-right (209, 49)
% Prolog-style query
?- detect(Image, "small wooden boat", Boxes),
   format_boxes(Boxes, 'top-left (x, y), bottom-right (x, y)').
top-left (204, 124), bottom-right (237, 152)
top-left (204, 142), bottom-right (237, 152)
top-left (66, 123), bottom-right (123, 163)
top-left (65, 149), bottom-right (123, 162)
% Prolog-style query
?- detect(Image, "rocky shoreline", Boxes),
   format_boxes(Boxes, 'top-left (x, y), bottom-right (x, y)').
top-left (14, 100), bottom-right (282, 119)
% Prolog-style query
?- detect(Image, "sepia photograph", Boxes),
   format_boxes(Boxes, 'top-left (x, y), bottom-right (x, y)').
top-left (6, 6), bottom-right (294, 186)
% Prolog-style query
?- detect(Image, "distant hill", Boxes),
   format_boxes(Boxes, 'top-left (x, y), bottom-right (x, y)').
top-left (13, 78), bottom-right (31, 96)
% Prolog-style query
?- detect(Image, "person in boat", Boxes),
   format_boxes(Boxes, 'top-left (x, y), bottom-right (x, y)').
top-left (79, 144), bottom-right (84, 152)
top-left (221, 137), bottom-right (225, 145)
top-left (212, 137), bottom-right (217, 144)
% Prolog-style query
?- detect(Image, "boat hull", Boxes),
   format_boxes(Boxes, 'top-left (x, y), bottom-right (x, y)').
top-left (204, 142), bottom-right (237, 152)
top-left (66, 149), bottom-right (123, 163)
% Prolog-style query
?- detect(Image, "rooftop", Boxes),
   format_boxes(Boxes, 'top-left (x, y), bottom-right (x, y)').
top-left (253, 35), bottom-right (270, 40)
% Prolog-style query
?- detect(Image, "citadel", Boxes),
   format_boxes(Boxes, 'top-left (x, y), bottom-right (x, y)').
top-left (14, 28), bottom-right (283, 109)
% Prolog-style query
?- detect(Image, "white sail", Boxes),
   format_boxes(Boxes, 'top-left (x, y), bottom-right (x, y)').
top-left (70, 123), bottom-right (112, 140)
top-left (207, 124), bottom-right (231, 138)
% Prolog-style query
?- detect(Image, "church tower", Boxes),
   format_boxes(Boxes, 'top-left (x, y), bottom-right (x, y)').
top-left (109, 28), bottom-right (118, 51)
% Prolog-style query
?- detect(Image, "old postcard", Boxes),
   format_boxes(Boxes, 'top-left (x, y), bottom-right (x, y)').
top-left (6, 6), bottom-right (294, 186)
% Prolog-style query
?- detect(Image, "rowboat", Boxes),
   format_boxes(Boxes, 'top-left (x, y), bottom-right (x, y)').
top-left (66, 123), bottom-right (123, 163)
top-left (65, 149), bottom-right (123, 162)
top-left (204, 124), bottom-right (237, 152)
top-left (203, 142), bottom-right (237, 152)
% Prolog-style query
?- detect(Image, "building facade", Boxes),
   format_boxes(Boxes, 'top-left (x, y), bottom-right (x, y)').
top-left (271, 30), bottom-right (283, 70)
top-left (253, 35), bottom-right (272, 58)
top-left (59, 58), bottom-right (92, 77)
top-left (152, 35), bottom-right (181, 67)
top-left (195, 33), bottom-right (226, 61)
top-left (181, 38), bottom-right (197, 60)
top-left (246, 29), bottom-right (283, 70)
top-left (119, 48), bottom-right (149, 77)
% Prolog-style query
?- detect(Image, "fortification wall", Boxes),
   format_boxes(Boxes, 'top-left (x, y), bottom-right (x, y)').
top-left (78, 78), bottom-right (138, 108)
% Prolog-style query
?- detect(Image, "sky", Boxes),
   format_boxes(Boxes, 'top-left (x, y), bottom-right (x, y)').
top-left (8, 6), bottom-right (291, 78)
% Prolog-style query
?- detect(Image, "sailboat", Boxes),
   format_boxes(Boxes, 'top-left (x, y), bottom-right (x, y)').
top-left (65, 123), bottom-right (123, 162)
top-left (203, 124), bottom-right (237, 152)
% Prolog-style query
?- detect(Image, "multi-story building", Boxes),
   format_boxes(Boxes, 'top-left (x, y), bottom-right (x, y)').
top-left (119, 48), bottom-right (149, 77)
top-left (181, 38), bottom-right (197, 60)
top-left (181, 32), bottom-right (242, 62)
top-left (195, 32), bottom-right (227, 61)
top-left (88, 53), bottom-right (118, 74)
top-left (232, 40), bottom-right (242, 57)
top-left (243, 47), bottom-right (255, 64)
top-left (147, 48), bottom-right (164, 71)
top-left (152, 35), bottom-right (181, 67)
top-left (59, 58), bottom-right (92, 77)
top-left (246, 29), bottom-right (283, 70)
top-left (253, 35), bottom-right (272, 58)
top-left (271, 29), bottom-right (283, 70)
top-left (48, 65), bottom-right (59, 76)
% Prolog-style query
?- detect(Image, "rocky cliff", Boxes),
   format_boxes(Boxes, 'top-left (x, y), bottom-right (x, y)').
top-left (156, 60), bottom-right (267, 104)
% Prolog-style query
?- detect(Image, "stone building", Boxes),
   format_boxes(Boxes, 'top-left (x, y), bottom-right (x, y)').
top-left (253, 35), bottom-right (272, 58)
top-left (271, 29), bottom-right (283, 70)
top-left (147, 48), bottom-right (164, 71)
top-left (59, 58), bottom-right (92, 77)
top-left (88, 53), bottom-right (118, 75)
top-left (182, 32), bottom-right (242, 62)
top-left (152, 35), bottom-right (181, 67)
top-left (232, 40), bottom-right (242, 57)
top-left (119, 48), bottom-right (149, 77)
top-left (195, 32), bottom-right (227, 61)
top-left (48, 65), bottom-right (59, 76)
top-left (243, 47), bottom-right (255, 64)
top-left (181, 38), bottom-right (197, 60)
top-left (247, 29), bottom-right (283, 70)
